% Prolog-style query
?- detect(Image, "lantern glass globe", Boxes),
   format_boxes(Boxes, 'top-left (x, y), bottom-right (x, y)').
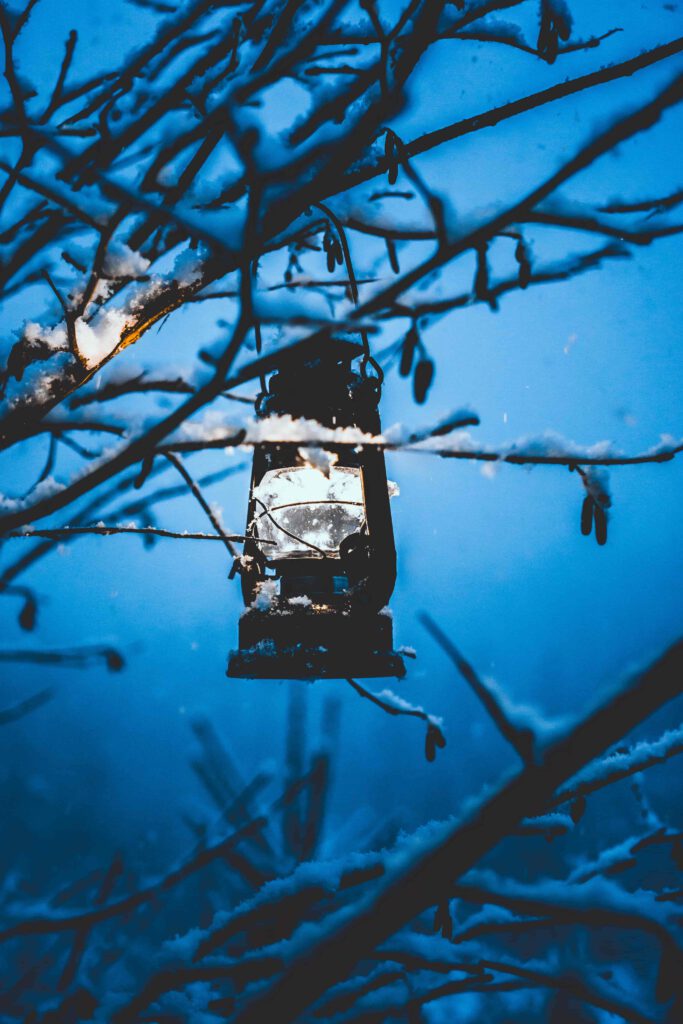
top-left (251, 465), bottom-right (364, 558)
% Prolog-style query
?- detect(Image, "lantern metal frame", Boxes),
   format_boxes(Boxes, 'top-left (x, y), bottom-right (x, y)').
top-left (227, 338), bottom-right (405, 680)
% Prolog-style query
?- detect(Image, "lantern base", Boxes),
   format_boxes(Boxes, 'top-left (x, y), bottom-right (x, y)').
top-left (227, 606), bottom-right (406, 680)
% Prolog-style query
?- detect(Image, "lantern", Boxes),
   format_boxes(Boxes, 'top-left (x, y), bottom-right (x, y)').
top-left (227, 338), bottom-right (405, 679)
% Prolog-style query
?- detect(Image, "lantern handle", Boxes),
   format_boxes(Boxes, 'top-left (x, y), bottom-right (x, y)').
top-left (254, 389), bottom-right (269, 417)
top-left (360, 353), bottom-right (384, 386)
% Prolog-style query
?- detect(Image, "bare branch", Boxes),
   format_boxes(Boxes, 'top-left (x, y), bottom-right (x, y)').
top-left (552, 724), bottom-right (683, 808)
top-left (419, 614), bottom-right (535, 764)
top-left (225, 638), bottom-right (683, 1024)
top-left (0, 645), bottom-right (124, 671)
top-left (346, 677), bottom-right (446, 763)
top-left (164, 451), bottom-right (239, 557)
top-left (6, 525), bottom-right (261, 543)
top-left (0, 688), bottom-right (53, 726)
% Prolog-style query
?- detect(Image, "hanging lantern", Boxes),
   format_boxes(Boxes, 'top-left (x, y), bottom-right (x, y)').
top-left (227, 338), bottom-right (405, 679)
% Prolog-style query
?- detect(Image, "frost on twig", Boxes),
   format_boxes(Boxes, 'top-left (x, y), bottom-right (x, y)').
top-left (345, 678), bottom-right (446, 763)
top-left (552, 723), bottom-right (683, 807)
top-left (7, 524), bottom-right (253, 542)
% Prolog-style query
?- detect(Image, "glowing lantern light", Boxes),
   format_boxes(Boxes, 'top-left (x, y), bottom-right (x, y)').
top-left (227, 338), bottom-right (405, 679)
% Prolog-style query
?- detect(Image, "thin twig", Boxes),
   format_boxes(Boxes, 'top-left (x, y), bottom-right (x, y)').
top-left (0, 689), bottom-right (53, 726)
top-left (7, 525), bottom-right (262, 542)
top-left (0, 646), bottom-right (124, 671)
top-left (419, 614), bottom-right (535, 764)
top-left (163, 451), bottom-right (239, 557)
top-left (346, 677), bottom-right (446, 762)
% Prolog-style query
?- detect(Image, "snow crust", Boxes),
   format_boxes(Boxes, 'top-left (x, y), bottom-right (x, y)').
top-left (374, 688), bottom-right (443, 727)
top-left (102, 242), bottom-right (151, 279)
top-left (73, 308), bottom-right (131, 370)
top-left (250, 579), bottom-right (279, 612)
